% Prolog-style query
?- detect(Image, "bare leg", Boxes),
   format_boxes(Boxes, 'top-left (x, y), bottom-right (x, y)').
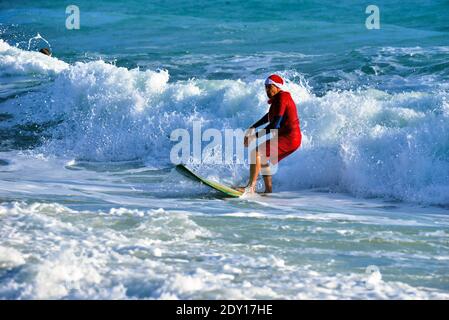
top-left (236, 149), bottom-right (261, 193)
top-left (261, 157), bottom-right (272, 193)
top-left (262, 172), bottom-right (272, 193)
top-left (247, 151), bottom-right (261, 191)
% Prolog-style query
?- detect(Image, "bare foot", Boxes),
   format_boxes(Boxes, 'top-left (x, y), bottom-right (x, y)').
top-left (234, 186), bottom-right (257, 193)
top-left (234, 186), bottom-right (246, 193)
top-left (244, 186), bottom-right (256, 194)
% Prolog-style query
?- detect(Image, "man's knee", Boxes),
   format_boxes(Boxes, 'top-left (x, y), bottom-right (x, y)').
top-left (261, 163), bottom-right (271, 176)
top-left (249, 149), bottom-right (260, 165)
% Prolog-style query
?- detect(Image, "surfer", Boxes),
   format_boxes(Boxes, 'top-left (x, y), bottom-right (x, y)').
top-left (238, 74), bottom-right (302, 193)
top-left (39, 48), bottom-right (52, 56)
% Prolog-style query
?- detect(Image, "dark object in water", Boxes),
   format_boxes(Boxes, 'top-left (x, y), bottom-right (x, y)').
top-left (39, 48), bottom-right (51, 56)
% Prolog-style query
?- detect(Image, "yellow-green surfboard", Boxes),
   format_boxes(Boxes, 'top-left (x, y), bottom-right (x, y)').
top-left (175, 164), bottom-right (243, 198)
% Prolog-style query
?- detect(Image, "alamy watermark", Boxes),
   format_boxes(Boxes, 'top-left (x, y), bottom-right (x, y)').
top-left (66, 5), bottom-right (80, 30)
top-left (365, 5), bottom-right (380, 29)
top-left (365, 265), bottom-right (382, 289)
top-left (170, 121), bottom-right (279, 174)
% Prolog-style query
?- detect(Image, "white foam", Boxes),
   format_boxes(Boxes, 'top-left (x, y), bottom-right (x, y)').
top-left (0, 246), bottom-right (26, 269)
top-left (0, 39), bottom-right (68, 75)
top-left (0, 201), bottom-right (448, 299)
top-left (2, 40), bottom-right (449, 205)
top-left (31, 246), bottom-right (105, 299)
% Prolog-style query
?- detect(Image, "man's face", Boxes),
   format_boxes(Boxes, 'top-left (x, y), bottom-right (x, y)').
top-left (265, 84), bottom-right (280, 98)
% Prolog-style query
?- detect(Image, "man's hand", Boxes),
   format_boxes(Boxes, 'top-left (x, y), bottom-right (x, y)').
top-left (244, 128), bottom-right (255, 148)
top-left (244, 135), bottom-right (249, 147)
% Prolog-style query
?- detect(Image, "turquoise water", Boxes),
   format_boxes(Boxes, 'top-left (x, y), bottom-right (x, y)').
top-left (0, 1), bottom-right (449, 299)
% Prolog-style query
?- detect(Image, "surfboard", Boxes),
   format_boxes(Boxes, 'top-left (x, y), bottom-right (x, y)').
top-left (175, 164), bottom-right (243, 198)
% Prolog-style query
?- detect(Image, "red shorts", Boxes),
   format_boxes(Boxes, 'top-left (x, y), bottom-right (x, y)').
top-left (258, 133), bottom-right (301, 164)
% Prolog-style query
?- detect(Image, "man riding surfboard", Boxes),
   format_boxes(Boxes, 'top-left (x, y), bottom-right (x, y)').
top-left (238, 74), bottom-right (302, 194)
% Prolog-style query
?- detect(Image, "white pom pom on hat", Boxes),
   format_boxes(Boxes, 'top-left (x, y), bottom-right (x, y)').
top-left (265, 74), bottom-right (286, 90)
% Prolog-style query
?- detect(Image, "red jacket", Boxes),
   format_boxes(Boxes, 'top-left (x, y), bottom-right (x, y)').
top-left (268, 91), bottom-right (301, 137)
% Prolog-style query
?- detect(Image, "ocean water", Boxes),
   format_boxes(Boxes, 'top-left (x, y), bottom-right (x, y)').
top-left (1, 0), bottom-right (449, 299)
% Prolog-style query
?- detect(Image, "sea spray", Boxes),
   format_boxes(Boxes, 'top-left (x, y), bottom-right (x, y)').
top-left (1, 41), bottom-right (448, 205)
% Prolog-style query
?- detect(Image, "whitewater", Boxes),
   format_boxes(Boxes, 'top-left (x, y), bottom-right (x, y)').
top-left (1, 0), bottom-right (449, 299)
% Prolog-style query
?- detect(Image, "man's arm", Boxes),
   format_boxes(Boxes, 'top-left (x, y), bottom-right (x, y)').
top-left (256, 94), bottom-right (287, 138)
top-left (244, 113), bottom-right (269, 147)
top-left (255, 115), bottom-right (283, 138)
top-left (250, 113), bottom-right (269, 129)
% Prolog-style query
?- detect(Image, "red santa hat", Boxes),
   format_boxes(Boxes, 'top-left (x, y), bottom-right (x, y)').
top-left (264, 74), bottom-right (285, 89)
